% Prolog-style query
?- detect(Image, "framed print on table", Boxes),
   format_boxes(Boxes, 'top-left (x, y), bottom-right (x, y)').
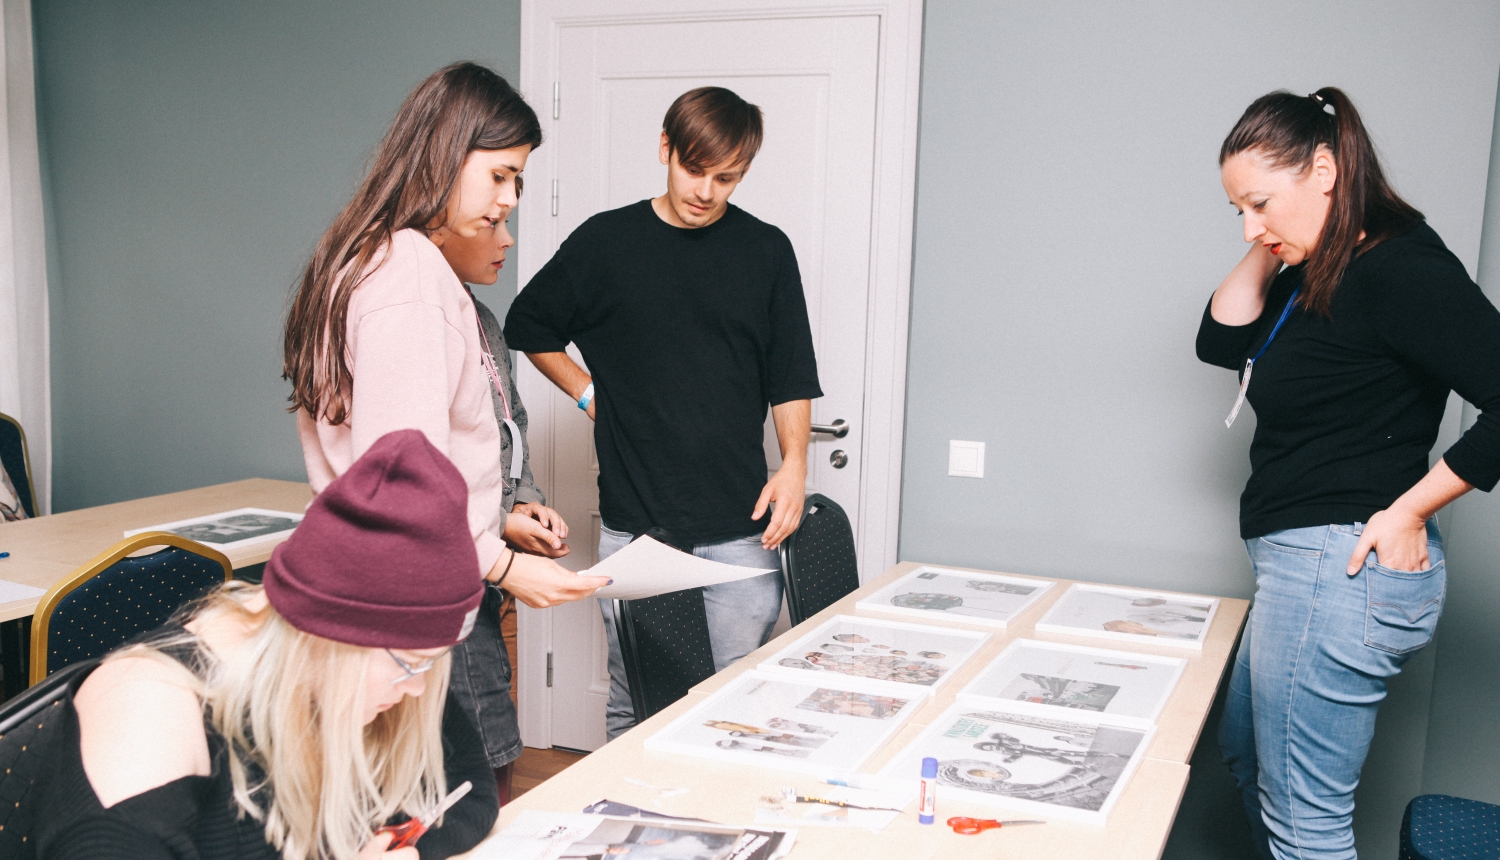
top-left (959, 639), bottom-right (1185, 726)
top-left (1034, 584), bottom-right (1220, 650)
top-left (854, 567), bottom-right (1055, 629)
top-left (877, 702), bottom-right (1155, 825)
top-left (644, 671), bottom-right (924, 775)
top-left (758, 615), bottom-right (990, 695)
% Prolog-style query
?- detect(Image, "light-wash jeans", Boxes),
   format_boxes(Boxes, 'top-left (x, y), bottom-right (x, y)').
top-left (1219, 521), bottom-right (1445, 860)
top-left (597, 525), bottom-right (783, 739)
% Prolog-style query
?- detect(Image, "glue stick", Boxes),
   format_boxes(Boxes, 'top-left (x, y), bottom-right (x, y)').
top-left (918, 757), bottom-right (938, 824)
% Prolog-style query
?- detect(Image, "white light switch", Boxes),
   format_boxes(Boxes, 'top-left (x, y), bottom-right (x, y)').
top-left (948, 440), bottom-right (985, 478)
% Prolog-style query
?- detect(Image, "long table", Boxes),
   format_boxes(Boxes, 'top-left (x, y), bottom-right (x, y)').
top-left (481, 561), bottom-right (1248, 860)
top-left (0, 478), bottom-right (313, 622)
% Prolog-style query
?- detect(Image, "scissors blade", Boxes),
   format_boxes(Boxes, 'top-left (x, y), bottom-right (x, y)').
top-left (999, 820), bottom-right (1046, 826)
top-left (421, 780), bottom-right (474, 826)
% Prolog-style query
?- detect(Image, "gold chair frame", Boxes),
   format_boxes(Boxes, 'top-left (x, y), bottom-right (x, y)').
top-left (0, 411), bottom-right (38, 518)
top-left (30, 531), bottom-right (231, 685)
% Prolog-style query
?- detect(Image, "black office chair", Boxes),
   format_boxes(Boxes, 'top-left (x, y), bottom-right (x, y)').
top-left (1400, 794), bottom-right (1500, 860)
top-left (0, 411), bottom-right (37, 519)
top-left (778, 493), bottom-right (860, 625)
top-left (31, 532), bottom-right (230, 684)
top-left (0, 658), bottom-right (100, 859)
top-left (612, 587), bottom-right (717, 724)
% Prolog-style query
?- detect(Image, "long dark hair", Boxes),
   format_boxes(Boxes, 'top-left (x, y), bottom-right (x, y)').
top-left (1219, 87), bottom-right (1421, 316)
top-left (283, 62), bottom-right (542, 425)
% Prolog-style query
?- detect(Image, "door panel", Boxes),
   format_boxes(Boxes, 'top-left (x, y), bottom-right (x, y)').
top-left (537, 13), bottom-right (882, 751)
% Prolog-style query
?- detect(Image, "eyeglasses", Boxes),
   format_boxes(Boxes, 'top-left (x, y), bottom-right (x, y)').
top-left (386, 649), bottom-right (445, 685)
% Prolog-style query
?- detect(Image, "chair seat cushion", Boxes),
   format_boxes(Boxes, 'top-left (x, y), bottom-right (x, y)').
top-left (1402, 794), bottom-right (1500, 860)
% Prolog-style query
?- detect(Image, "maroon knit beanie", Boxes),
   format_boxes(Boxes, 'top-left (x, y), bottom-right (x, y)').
top-left (264, 429), bottom-right (484, 649)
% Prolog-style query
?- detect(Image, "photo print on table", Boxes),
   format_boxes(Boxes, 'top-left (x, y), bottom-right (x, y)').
top-left (1034, 584), bottom-right (1220, 650)
top-left (960, 639), bottom-right (1186, 725)
top-left (855, 567), bottom-right (1055, 629)
top-left (125, 507), bottom-right (304, 549)
top-left (878, 703), bottom-right (1155, 824)
top-left (758, 615), bottom-right (989, 695)
top-left (645, 671), bottom-right (924, 775)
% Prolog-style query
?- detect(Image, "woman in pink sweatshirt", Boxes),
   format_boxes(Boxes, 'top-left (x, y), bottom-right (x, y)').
top-left (282, 62), bottom-right (606, 803)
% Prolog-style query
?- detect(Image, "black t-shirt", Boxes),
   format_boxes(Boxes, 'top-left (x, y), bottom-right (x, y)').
top-left (504, 200), bottom-right (822, 542)
top-left (1196, 222), bottom-right (1500, 539)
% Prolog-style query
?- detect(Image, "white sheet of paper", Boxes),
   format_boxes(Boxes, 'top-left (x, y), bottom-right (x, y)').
top-left (0, 579), bottom-right (45, 603)
top-left (586, 535), bottom-right (773, 600)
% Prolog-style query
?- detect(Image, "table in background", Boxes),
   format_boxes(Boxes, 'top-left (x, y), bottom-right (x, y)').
top-left (0, 478), bottom-right (312, 622)
top-left (478, 561), bottom-right (1249, 860)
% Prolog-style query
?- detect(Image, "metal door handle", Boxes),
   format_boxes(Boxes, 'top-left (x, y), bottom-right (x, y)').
top-left (811, 419), bottom-right (849, 439)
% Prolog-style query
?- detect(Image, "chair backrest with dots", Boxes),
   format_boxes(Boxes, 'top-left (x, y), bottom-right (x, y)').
top-left (0, 412), bottom-right (37, 519)
top-left (779, 493), bottom-right (860, 625)
top-left (613, 588), bottom-right (717, 722)
top-left (31, 533), bottom-right (231, 684)
top-left (0, 659), bottom-right (100, 859)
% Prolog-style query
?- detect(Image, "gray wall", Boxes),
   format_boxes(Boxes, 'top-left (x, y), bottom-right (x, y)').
top-left (900, 2), bottom-right (1500, 858)
top-left (35, 0), bottom-right (522, 512)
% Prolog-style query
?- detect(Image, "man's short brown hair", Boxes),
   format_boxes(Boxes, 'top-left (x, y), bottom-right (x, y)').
top-left (662, 87), bottom-right (764, 170)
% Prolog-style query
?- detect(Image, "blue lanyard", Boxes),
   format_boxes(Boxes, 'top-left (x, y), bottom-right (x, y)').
top-left (1252, 288), bottom-right (1301, 364)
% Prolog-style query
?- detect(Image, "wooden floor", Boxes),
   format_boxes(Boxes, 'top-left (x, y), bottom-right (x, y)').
top-left (513, 746), bottom-right (587, 797)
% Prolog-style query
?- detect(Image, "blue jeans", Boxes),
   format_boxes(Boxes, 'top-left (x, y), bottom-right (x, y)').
top-left (597, 526), bottom-right (783, 740)
top-left (1219, 521), bottom-right (1445, 860)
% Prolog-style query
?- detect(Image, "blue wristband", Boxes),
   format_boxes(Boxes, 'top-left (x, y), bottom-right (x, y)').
top-left (577, 382), bottom-right (594, 411)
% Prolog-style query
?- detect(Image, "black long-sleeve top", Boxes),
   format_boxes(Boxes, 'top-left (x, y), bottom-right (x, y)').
top-left (1196, 222), bottom-right (1500, 539)
top-left (33, 670), bottom-right (497, 860)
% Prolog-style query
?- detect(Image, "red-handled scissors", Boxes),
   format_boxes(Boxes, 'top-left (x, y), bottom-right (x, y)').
top-left (376, 780), bottom-right (473, 849)
top-left (948, 816), bottom-right (1045, 834)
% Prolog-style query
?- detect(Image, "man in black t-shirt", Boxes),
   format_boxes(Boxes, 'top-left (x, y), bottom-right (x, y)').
top-left (505, 87), bottom-right (822, 738)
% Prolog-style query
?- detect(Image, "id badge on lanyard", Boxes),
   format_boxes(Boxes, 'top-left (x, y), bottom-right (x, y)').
top-left (476, 321), bottom-right (526, 481)
top-left (1225, 288), bottom-right (1299, 429)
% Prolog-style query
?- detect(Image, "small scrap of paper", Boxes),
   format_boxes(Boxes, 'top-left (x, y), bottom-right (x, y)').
top-left (0, 579), bottom-right (45, 604)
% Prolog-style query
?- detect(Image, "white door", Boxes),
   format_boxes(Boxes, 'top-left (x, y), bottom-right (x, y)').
top-left (516, 0), bottom-right (923, 752)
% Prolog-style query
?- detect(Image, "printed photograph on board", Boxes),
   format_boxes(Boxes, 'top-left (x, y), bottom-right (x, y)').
top-left (645, 671), bottom-right (924, 775)
top-left (758, 615), bottom-right (989, 693)
top-left (961, 639), bottom-right (1186, 724)
top-left (878, 703), bottom-right (1154, 824)
top-left (126, 507), bottom-right (303, 549)
top-left (1034, 584), bottom-right (1219, 650)
top-left (855, 568), bottom-right (1055, 629)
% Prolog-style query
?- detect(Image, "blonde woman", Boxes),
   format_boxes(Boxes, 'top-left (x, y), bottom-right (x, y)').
top-left (34, 431), bottom-right (497, 859)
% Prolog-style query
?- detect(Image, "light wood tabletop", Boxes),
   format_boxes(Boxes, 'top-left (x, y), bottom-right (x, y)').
top-left (478, 560), bottom-right (1248, 860)
top-left (0, 478), bottom-right (313, 622)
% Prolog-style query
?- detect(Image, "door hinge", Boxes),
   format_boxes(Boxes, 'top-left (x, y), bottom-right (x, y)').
top-left (546, 651), bottom-right (554, 687)
top-left (552, 82), bottom-right (561, 120)
top-left (551, 179), bottom-right (559, 217)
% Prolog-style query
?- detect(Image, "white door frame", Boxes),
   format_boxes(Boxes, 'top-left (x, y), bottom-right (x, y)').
top-left (514, 0), bottom-right (924, 748)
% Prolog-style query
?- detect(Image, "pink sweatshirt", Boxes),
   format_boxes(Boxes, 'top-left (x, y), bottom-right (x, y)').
top-left (297, 229), bottom-right (506, 575)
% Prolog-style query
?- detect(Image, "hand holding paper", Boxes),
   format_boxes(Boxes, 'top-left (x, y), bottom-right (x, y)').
top-left (586, 535), bottom-right (773, 600)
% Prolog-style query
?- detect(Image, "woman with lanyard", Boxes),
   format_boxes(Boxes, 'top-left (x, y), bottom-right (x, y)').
top-left (428, 217), bottom-right (573, 802)
top-left (283, 62), bottom-right (608, 807)
top-left (36, 431), bottom-right (497, 860)
top-left (1197, 87), bottom-right (1500, 860)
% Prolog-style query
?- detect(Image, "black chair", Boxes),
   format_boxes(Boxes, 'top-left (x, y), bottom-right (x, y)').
top-left (31, 532), bottom-right (230, 684)
top-left (0, 659), bottom-right (100, 859)
top-left (1401, 794), bottom-right (1500, 860)
top-left (0, 411), bottom-right (37, 518)
top-left (778, 493), bottom-right (860, 625)
top-left (612, 587), bottom-right (717, 724)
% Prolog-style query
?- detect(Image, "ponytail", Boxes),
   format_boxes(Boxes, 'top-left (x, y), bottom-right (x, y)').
top-left (1219, 87), bottom-right (1422, 316)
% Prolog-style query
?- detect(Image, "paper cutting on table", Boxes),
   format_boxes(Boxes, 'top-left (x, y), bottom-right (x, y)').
top-left (472, 811), bottom-right (795, 860)
top-left (878, 702), bottom-right (1155, 825)
top-left (855, 567), bottom-right (1055, 628)
top-left (960, 638), bottom-right (1185, 725)
top-left (0, 579), bottom-right (45, 604)
top-left (588, 535), bottom-right (773, 600)
top-left (758, 615), bottom-right (989, 694)
top-left (125, 507), bottom-right (302, 549)
top-left (645, 671), bottom-right (923, 775)
top-left (1034, 584), bottom-right (1219, 650)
